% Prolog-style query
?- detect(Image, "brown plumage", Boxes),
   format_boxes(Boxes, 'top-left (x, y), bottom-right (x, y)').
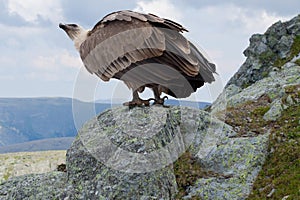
top-left (59, 10), bottom-right (216, 106)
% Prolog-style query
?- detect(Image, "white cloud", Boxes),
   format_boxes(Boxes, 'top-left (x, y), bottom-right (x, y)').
top-left (0, 75), bottom-right (15, 81)
top-left (25, 71), bottom-right (59, 81)
top-left (134, 0), bottom-right (183, 22)
top-left (179, 4), bottom-right (292, 84)
top-left (33, 50), bottom-right (82, 71)
top-left (220, 4), bottom-right (292, 33)
top-left (59, 50), bottom-right (83, 69)
top-left (0, 23), bottom-right (45, 39)
top-left (7, 0), bottom-right (64, 24)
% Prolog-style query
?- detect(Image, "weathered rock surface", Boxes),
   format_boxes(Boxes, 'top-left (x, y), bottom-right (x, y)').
top-left (212, 61), bottom-right (300, 116)
top-left (209, 14), bottom-right (300, 199)
top-left (212, 15), bottom-right (300, 120)
top-left (0, 106), bottom-right (268, 200)
top-left (225, 14), bottom-right (300, 90)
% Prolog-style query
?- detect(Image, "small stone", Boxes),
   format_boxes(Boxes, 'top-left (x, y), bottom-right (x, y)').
top-left (263, 100), bottom-right (283, 121)
top-left (277, 136), bottom-right (282, 143)
top-left (282, 195), bottom-right (290, 200)
top-left (246, 117), bottom-right (253, 123)
top-left (286, 95), bottom-right (295, 105)
top-left (267, 188), bottom-right (276, 198)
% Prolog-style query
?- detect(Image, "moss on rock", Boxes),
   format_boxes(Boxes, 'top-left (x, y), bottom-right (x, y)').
top-left (247, 103), bottom-right (300, 200)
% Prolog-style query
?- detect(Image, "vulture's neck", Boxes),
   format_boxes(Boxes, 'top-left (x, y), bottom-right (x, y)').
top-left (74, 29), bottom-right (90, 51)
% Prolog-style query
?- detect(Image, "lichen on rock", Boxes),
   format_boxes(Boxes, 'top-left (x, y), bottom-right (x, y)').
top-left (0, 105), bottom-right (270, 200)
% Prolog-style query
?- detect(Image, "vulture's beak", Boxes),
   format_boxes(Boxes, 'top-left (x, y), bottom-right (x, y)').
top-left (59, 23), bottom-right (67, 30)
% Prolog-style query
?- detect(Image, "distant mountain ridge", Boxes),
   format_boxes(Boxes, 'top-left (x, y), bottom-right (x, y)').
top-left (0, 97), bottom-right (112, 148)
top-left (0, 97), bottom-right (210, 151)
top-left (0, 137), bottom-right (74, 154)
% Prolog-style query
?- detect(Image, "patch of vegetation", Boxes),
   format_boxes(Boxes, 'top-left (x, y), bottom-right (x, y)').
top-left (3, 166), bottom-right (13, 181)
top-left (295, 58), bottom-right (300, 66)
top-left (274, 57), bottom-right (290, 68)
top-left (242, 82), bottom-right (251, 89)
top-left (284, 85), bottom-right (297, 93)
top-left (259, 51), bottom-right (276, 64)
top-left (173, 151), bottom-right (222, 200)
top-left (252, 105), bottom-right (271, 116)
top-left (274, 35), bottom-right (300, 68)
top-left (290, 35), bottom-right (300, 58)
top-left (222, 89), bottom-right (300, 199)
top-left (282, 84), bottom-right (300, 106)
top-left (248, 104), bottom-right (300, 200)
top-left (224, 95), bottom-right (271, 136)
top-left (173, 151), bottom-right (203, 199)
top-left (57, 163), bottom-right (67, 172)
top-left (261, 71), bottom-right (269, 78)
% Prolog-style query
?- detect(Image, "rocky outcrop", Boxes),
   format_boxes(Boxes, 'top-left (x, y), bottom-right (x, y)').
top-left (209, 14), bottom-right (300, 199)
top-left (212, 60), bottom-right (300, 119)
top-left (0, 106), bottom-right (268, 200)
top-left (225, 14), bottom-right (300, 90)
top-left (212, 15), bottom-right (300, 121)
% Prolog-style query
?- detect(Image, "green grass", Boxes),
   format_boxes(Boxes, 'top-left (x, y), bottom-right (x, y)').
top-left (221, 88), bottom-right (300, 199)
top-left (248, 104), bottom-right (300, 200)
top-left (252, 105), bottom-right (271, 116)
top-left (173, 150), bottom-right (224, 200)
top-left (173, 151), bottom-right (204, 199)
top-left (224, 96), bottom-right (271, 136)
top-left (274, 35), bottom-right (300, 68)
top-left (259, 51), bottom-right (276, 64)
top-left (3, 166), bottom-right (14, 181)
top-left (290, 35), bottom-right (300, 58)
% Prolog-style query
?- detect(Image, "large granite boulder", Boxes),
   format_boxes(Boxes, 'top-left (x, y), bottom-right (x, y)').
top-left (0, 106), bottom-right (268, 200)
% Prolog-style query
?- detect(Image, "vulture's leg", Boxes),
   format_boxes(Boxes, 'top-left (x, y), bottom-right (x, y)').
top-left (123, 90), bottom-right (154, 108)
top-left (152, 87), bottom-right (168, 106)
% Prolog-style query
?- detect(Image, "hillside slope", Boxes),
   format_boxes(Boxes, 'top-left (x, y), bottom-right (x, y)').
top-left (211, 14), bottom-right (300, 199)
top-left (0, 150), bottom-right (66, 183)
top-left (0, 137), bottom-right (74, 154)
top-left (0, 98), bottom-right (113, 147)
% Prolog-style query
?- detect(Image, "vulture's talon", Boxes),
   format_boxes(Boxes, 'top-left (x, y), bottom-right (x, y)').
top-left (146, 98), bottom-right (155, 105)
top-left (154, 96), bottom-right (169, 107)
top-left (123, 98), bottom-right (154, 108)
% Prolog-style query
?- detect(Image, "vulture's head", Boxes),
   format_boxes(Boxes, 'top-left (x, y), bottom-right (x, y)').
top-left (59, 23), bottom-right (89, 50)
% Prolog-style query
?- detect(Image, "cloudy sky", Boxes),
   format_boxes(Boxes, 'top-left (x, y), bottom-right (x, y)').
top-left (0, 0), bottom-right (299, 102)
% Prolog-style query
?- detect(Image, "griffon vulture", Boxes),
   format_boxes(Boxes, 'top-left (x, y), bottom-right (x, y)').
top-left (59, 10), bottom-right (216, 107)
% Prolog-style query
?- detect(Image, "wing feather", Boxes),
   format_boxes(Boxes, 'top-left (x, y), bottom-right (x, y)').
top-left (79, 10), bottom-right (215, 87)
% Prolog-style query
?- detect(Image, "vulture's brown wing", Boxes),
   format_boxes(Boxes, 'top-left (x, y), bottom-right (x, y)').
top-left (79, 10), bottom-right (215, 85)
top-left (79, 11), bottom-right (164, 81)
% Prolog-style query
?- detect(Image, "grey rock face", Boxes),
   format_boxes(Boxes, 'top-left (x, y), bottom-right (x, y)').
top-left (0, 172), bottom-right (68, 200)
top-left (263, 99), bottom-right (284, 121)
top-left (212, 62), bottom-right (300, 114)
top-left (226, 15), bottom-right (300, 89)
top-left (186, 134), bottom-right (269, 200)
top-left (0, 106), bottom-right (269, 200)
top-left (212, 14), bottom-right (300, 121)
